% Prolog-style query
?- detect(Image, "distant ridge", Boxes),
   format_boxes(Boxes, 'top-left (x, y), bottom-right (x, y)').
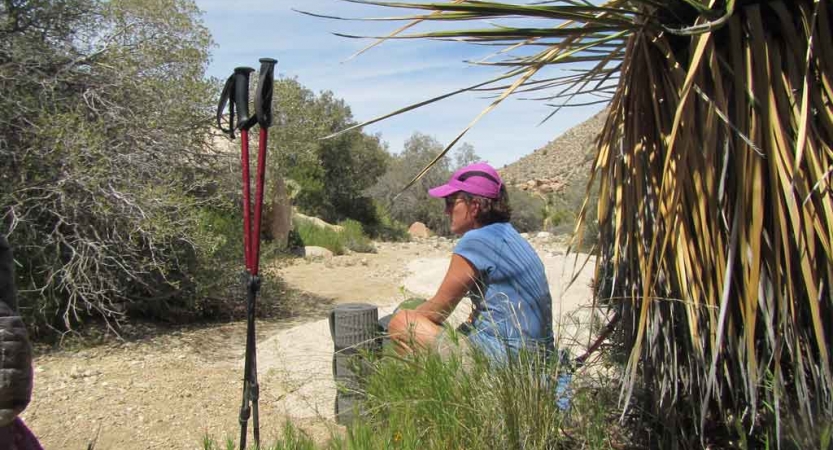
top-left (499, 108), bottom-right (608, 194)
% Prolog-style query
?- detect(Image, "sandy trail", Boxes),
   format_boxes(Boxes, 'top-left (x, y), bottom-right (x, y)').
top-left (22, 237), bottom-right (596, 449)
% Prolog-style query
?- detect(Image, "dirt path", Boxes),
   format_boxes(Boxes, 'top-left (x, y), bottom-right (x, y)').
top-left (21, 237), bottom-right (596, 449)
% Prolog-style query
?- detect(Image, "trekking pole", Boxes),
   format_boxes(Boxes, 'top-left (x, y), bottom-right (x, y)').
top-left (218, 58), bottom-right (275, 450)
top-left (215, 59), bottom-right (276, 450)
top-left (238, 57), bottom-right (276, 450)
top-left (226, 65), bottom-right (260, 450)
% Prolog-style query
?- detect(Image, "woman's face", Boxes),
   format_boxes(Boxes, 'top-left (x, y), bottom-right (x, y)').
top-left (444, 193), bottom-right (479, 235)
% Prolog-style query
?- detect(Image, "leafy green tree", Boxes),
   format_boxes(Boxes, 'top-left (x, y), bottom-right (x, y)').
top-left (452, 142), bottom-right (480, 170)
top-left (266, 78), bottom-right (389, 227)
top-left (1, 0), bottom-right (219, 334)
top-left (370, 136), bottom-right (543, 235)
top-left (369, 133), bottom-right (452, 235)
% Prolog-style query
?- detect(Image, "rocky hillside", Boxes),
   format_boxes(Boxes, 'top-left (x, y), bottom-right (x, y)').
top-left (499, 108), bottom-right (608, 194)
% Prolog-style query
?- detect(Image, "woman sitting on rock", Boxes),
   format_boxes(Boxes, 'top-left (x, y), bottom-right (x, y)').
top-left (388, 162), bottom-right (554, 363)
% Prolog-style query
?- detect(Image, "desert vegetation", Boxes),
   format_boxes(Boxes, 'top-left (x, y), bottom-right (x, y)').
top-left (311, 0), bottom-right (833, 447)
top-left (6, 0), bottom-right (831, 448)
top-left (204, 345), bottom-right (626, 450)
top-left (1, 0), bottom-right (557, 337)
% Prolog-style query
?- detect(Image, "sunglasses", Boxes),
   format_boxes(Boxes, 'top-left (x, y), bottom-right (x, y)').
top-left (444, 195), bottom-right (467, 210)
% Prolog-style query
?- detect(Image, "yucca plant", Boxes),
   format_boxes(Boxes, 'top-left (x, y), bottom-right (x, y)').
top-left (308, 0), bottom-right (833, 447)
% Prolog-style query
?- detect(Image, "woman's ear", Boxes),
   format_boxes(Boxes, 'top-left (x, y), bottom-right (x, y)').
top-left (467, 198), bottom-right (481, 218)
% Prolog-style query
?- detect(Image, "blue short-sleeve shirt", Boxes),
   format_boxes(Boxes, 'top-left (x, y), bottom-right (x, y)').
top-left (453, 222), bottom-right (554, 361)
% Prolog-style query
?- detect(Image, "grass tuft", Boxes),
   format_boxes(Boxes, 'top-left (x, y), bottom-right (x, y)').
top-left (201, 345), bottom-right (626, 449)
top-left (292, 218), bottom-right (377, 256)
top-left (335, 344), bottom-right (624, 449)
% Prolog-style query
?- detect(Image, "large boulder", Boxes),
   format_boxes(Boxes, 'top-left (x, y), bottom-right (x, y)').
top-left (294, 213), bottom-right (344, 233)
top-left (408, 222), bottom-right (432, 239)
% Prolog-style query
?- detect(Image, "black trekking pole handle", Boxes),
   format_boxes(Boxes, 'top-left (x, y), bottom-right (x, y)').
top-left (255, 58), bottom-right (277, 129)
top-left (233, 67), bottom-right (256, 131)
top-left (216, 74), bottom-right (238, 139)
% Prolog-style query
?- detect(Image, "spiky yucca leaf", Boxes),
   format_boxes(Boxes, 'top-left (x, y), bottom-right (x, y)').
top-left (585, 3), bottom-right (833, 446)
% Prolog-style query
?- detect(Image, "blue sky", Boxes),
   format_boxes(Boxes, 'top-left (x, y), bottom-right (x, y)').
top-left (195, 0), bottom-right (607, 168)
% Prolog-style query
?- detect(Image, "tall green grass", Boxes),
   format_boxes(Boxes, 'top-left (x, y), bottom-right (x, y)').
top-left (202, 346), bottom-right (626, 449)
top-left (342, 348), bottom-right (590, 449)
top-left (202, 420), bottom-right (323, 450)
top-left (292, 218), bottom-right (376, 256)
top-left (293, 219), bottom-right (346, 255)
top-left (365, 353), bottom-right (559, 448)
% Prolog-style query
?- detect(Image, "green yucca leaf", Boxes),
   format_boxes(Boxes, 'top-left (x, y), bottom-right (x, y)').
top-left (321, 70), bottom-right (522, 142)
top-left (340, 0), bottom-right (643, 21)
top-left (334, 25), bottom-right (625, 40)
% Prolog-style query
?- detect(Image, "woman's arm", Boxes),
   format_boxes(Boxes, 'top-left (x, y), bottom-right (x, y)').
top-left (414, 254), bottom-right (477, 325)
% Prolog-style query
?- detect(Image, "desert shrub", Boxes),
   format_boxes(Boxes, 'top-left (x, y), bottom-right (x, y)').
top-left (508, 187), bottom-right (545, 233)
top-left (186, 206), bottom-right (245, 318)
top-left (368, 133), bottom-right (452, 235)
top-left (544, 179), bottom-right (600, 251)
top-left (339, 220), bottom-right (376, 253)
top-left (0, 0), bottom-right (221, 335)
top-left (363, 202), bottom-right (409, 242)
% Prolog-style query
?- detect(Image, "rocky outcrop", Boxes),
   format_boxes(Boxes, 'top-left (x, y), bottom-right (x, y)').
top-left (499, 108), bottom-right (608, 196)
top-left (294, 213), bottom-right (344, 233)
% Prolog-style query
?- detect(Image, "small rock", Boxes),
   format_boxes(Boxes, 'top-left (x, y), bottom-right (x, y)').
top-left (303, 246), bottom-right (334, 261)
top-left (360, 258), bottom-right (368, 266)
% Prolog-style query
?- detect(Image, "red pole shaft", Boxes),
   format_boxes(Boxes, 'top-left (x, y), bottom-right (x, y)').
top-left (251, 128), bottom-right (268, 276)
top-left (241, 130), bottom-right (252, 272)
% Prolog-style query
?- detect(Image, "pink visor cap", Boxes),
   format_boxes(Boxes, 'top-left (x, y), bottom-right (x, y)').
top-left (428, 162), bottom-right (504, 199)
